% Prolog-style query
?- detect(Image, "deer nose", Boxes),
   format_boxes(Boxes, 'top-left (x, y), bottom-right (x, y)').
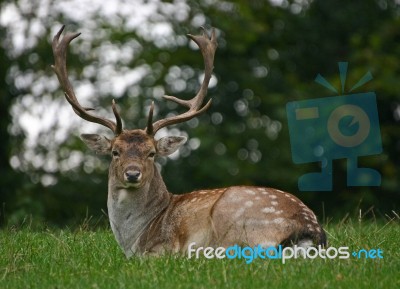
top-left (124, 170), bottom-right (142, 183)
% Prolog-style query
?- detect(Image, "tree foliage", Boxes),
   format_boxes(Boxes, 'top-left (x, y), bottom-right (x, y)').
top-left (1, 0), bottom-right (399, 227)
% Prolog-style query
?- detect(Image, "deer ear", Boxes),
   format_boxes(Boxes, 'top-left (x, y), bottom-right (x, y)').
top-left (81, 134), bottom-right (112, 155)
top-left (156, 136), bottom-right (187, 156)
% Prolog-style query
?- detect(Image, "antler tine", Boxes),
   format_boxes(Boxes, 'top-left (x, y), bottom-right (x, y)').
top-left (148, 27), bottom-right (218, 135)
top-left (51, 25), bottom-right (123, 135)
top-left (146, 101), bottom-right (155, 135)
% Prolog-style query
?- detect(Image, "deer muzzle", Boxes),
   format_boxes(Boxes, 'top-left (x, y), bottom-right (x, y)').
top-left (124, 166), bottom-right (142, 184)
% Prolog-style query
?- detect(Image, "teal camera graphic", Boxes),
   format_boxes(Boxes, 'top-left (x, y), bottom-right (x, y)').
top-left (286, 63), bottom-right (382, 191)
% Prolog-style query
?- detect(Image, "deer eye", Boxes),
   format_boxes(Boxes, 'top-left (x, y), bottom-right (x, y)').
top-left (112, 150), bottom-right (120, 157)
top-left (148, 151), bottom-right (156, 158)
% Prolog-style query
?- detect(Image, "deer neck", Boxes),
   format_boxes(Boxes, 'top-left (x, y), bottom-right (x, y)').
top-left (107, 164), bottom-right (171, 257)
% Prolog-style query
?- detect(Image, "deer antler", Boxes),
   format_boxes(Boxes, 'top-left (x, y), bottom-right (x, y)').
top-left (146, 27), bottom-right (218, 135)
top-left (52, 25), bottom-right (123, 135)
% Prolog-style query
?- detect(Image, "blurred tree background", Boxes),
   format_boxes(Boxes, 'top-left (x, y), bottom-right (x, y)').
top-left (0, 0), bottom-right (399, 228)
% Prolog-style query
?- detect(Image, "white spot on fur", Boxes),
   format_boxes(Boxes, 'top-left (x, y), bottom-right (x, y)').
top-left (271, 201), bottom-right (278, 206)
top-left (306, 224), bottom-right (315, 232)
top-left (269, 195), bottom-right (277, 199)
top-left (229, 194), bottom-right (243, 203)
top-left (275, 210), bottom-right (283, 215)
top-left (257, 188), bottom-right (268, 195)
top-left (255, 196), bottom-right (261, 200)
top-left (273, 218), bottom-right (285, 224)
top-left (243, 219), bottom-right (271, 226)
top-left (234, 207), bottom-right (246, 219)
top-left (290, 198), bottom-right (297, 202)
top-left (245, 189), bottom-right (256, 195)
top-left (245, 201), bottom-right (253, 207)
top-left (261, 207), bottom-right (275, 213)
top-left (275, 189), bottom-right (286, 194)
top-left (191, 198), bottom-right (198, 203)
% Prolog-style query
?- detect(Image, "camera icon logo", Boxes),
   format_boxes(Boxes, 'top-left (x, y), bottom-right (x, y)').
top-left (286, 62), bottom-right (382, 191)
top-left (327, 104), bottom-right (370, 148)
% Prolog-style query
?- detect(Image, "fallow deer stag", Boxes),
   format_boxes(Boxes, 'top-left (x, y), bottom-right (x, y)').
top-left (52, 25), bottom-right (326, 257)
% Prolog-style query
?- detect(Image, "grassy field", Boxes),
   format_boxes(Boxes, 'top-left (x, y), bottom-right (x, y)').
top-left (1, 217), bottom-right (399, 289)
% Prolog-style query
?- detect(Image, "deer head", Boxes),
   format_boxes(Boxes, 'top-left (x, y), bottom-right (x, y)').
top-left (52, 25), bottom-right (217, 190)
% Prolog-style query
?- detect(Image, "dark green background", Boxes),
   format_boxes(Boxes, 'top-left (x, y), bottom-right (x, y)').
top-left (1, 0), bottom-right (399, 227)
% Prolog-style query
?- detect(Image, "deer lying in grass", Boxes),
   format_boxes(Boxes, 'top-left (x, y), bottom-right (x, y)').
top-left (52, 25), bottom-right (326, 258)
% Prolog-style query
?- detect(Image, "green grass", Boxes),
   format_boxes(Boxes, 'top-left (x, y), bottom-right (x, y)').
top-left (1, 217), bottom-right (399, 289)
